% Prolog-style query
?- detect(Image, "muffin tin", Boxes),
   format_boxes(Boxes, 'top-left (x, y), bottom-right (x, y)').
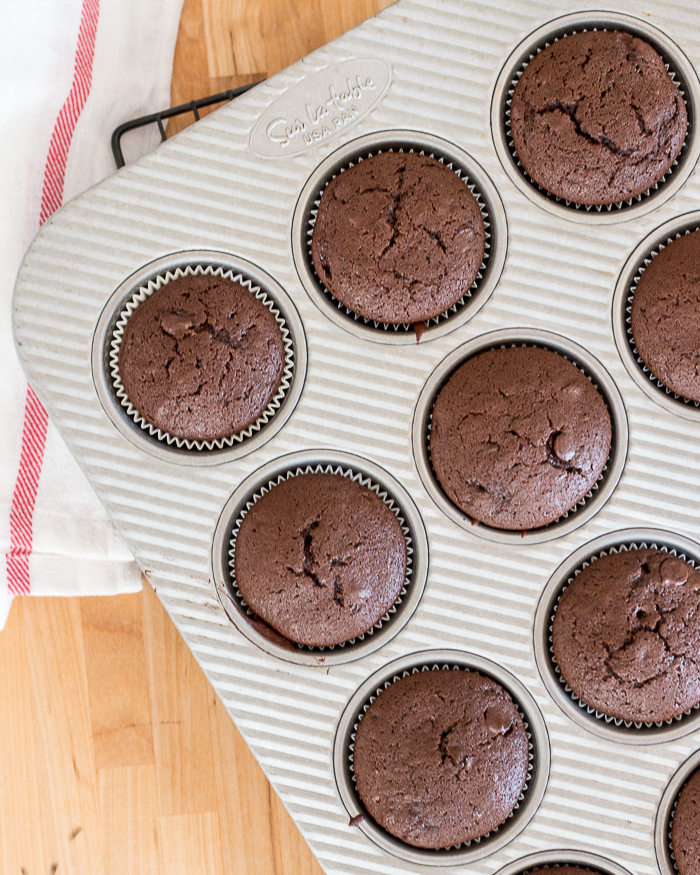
top-left (11, 1), bottom-right (700, 873)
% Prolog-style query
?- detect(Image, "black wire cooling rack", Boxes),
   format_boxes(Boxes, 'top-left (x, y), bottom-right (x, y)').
top-left (111, 82), bottom-right (262, 168)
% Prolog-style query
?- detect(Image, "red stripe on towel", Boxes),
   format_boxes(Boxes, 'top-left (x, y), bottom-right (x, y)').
top-left (6, 0), bottom-right (100, 595)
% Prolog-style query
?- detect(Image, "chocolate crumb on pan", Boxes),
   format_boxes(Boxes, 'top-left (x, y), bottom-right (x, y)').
top-left (111, 265), bottom-right (294, 451)
top-left (671, 769), bottom-right (700, 875)
top-left (552, 548), bottom-right (700, 725)
top-left (429, 345), bottom-right (611, 531)
top-left (311, 150), bottom-right (485, 325)
top-left (630, 230), bottom-right (700, 403)
top-left (510, 30), bottom-right (687, 207)
top-left (229, 466), bottom-right (412, 650)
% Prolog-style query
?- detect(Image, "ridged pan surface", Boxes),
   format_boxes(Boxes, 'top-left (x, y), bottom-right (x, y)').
top-left (12, 1), bottom-right (700, 873)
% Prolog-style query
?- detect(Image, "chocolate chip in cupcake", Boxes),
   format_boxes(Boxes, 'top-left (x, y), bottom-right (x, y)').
top-left (234, 472), bottom-right (407, 647)
top-left (552, 548), bottom-right (700, 723)
top-left (117, 272), bottom-right (285, 442)
top-left (631, 231), bottom-right (700, 402)
top-left (311, 151), bottom-right (485, 324)
top-left (429, 346), bottom-right (611, 530)
top-left (510, 30), bottom-right (687, 205)
top-left (352, 669), bottom-right (529, 848)
top-left (672, 768), bottom-right (700, 875)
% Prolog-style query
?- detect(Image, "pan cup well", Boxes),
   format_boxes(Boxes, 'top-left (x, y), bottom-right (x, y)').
top-left (92, 251), bottom-right (307, 466)
top-left (612, 211), bottom-right (700, 421)
top-left (491, 11), bottom-right (700, 224)
top-left (493, 849), bottom-right (635, 875)
top-left (291, 129), bottom-right (507, 344)
top-left (534, 528), bottom-right (700, 744)
top-left (333, 650), bottom-right (550, 866)
top-left (412, 328), bottom-right (628, 545)
top-left (210, 450), bottom-right (428, 666)
top-left (655, 749), bottom-right (700, 875)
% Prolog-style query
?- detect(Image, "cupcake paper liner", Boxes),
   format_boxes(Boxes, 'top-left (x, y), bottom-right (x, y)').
top-left (347, 662), bottom-right (535, 851)
top-left (109, 264), bottom-right (295, 451)
top-left (504, 27), bottom-right (690, 213)
top-left (625, 227), bottom-right (700, 408)
top-left (227, 463), bottom-right (414, 652)
top-left (668, 791), bottom-right (681, 875)
top-left (549, 540), bottom-right (700, 729)
top-left (424, 342), bottom-right (613, 533)
top-left (518, 866), bottom-right (599, 875)
top-left (305, 145), bottom-right (492, 332)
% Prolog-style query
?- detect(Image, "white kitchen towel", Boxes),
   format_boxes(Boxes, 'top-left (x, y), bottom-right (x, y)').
top-left (1, 0), bottom-right (185, 622)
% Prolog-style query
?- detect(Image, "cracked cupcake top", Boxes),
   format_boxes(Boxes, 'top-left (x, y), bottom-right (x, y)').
top-left (510, 30), bottom-right (687, 205)
top-left (118, 273), bottom-right (285, 442)
top-left (352, 669), bottom-right (529, 848)
top-left (234, 473), bottom-right (407, 647)
top-left (552, 549), bottom-right (700, 723)
top-left (631, 231), bottom-right (700, 402)
top-left (672, 768), bottom-right (700, 875)
top-left (311, 150), bottom-right (485, 324)
top-left (429, 346), bottom-right (612, 531)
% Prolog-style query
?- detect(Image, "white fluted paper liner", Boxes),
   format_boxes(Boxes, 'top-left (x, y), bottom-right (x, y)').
top-left (668, 790), bottom-right (682, 874)
top-left (549, 541), bottom-right (700, 729)
top-left (227, 463), bottom-right (414, 651)
top-left (347, 662), bottom-right (535, 851)
top-left (625, 228), bottom-right (700, 407)
top-left (425, 342), bottom-right (613, 532)
top-left (109, 264), bottom-right (295, 451)
top-left (518, 866), bottom-right (599, 875)
top-left (305, 145), bottom-right (491, 332)
top-left (505, 27), bottom-right (689, 212)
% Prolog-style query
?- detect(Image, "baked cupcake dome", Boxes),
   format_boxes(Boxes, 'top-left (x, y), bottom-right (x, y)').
top-left (429, 346), bottom-right (611, 530)
top-left (672, 768), bottom-right (700, 875)
top-left (631, 231), bottom-right (700, 403)
top-left (552, 548), bottom-right (700, 723)
top-left (311, 150), bottom-right (485, 324)
top-left (510, 30), bottom-right (687, 205)
top-left (117, 272), bottom-right (285, 442)
top-left (352, 669), bottom-right (529, 848)
top-left (234, 472), bottom-right (407, 647)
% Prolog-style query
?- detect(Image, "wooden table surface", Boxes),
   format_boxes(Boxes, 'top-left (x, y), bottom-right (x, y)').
top-left (0, 1), bottom-right (392, 872)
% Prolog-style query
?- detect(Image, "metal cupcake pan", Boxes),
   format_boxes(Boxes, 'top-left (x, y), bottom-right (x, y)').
top-left (211, 450), bottom-right (428, 665)
top-left (490, 10), bottom-right (700, 224)
top-left (291, 129), bottom-right (507, 344)
top-left (534, 528), bottom-right (700, 744)
top-left (412, 328), bottom-right (628, 545)
top-left (655, 748), bottom-right (700, 875)
top-left (612, 210), bottom-right (700, 421)
top-left (92, 250), bottom-right (307, 466)
top-left (12, 1), bottom-right (700, 873)
top-left (493, 850), bottom-right (635, 875)
top-left (333, 650), bottom-right (550, 867)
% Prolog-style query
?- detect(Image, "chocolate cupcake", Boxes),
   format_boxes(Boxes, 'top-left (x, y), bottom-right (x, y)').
top-left (630, 231), bottom-right (700, 402)
top-left (234, 472), bottom-right (407, 647)
top-left (527, 869), bottom-right (593, 875)
top-left (552, 549), bottom-right (700, 724)
top-left (429, 346), bottom-right (612, 530)
top-left (510, 30), bottom-right (687, 205)
top-left (311, 151), bottom-right (485, 324)
top-left (352, 669), bottom-right (529, 848)
top-left (117, 271), bottom-right (286, 442)
top-left (672, 768), bottom-right (700, 875)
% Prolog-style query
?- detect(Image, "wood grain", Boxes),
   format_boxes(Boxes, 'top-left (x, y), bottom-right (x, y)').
top-left (0, 1), bottom-right (391, 871)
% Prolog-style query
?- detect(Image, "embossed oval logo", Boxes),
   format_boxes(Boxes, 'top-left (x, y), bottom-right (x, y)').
top-left (250, 59), bottom-right (391, 158)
